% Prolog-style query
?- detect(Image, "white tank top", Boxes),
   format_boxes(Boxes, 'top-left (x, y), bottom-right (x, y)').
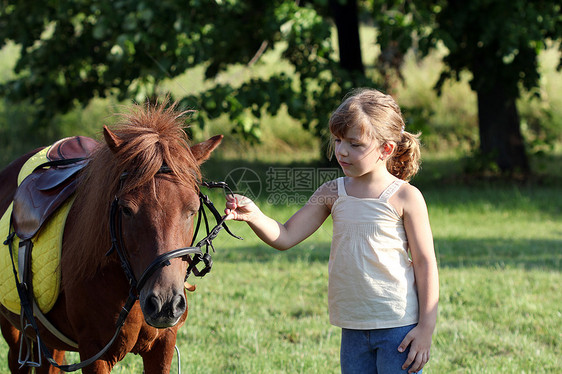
top-left (329, 177), bottom-right (419, 329)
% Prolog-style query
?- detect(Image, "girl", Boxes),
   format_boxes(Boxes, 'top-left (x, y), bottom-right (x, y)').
top-left (224, 88), bottom-right (438, 373)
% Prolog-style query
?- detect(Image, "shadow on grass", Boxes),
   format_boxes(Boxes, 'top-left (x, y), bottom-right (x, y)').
top-left (202, 152), bottom-right (562, 190)
top-left (201, 156), bottom-right (562, 271)
top-left (216, 242), bottom-right (332, 264)
top-left (202, 158), bottom-right (339, 182)
top-left (214, 238), bottom-right (561, 271)
top-left (203, 157), bottom-right (562, 221)
top-left (435, 238), bottom-right (561, 270)
top-left (417, 152), bottom-right (562, 188)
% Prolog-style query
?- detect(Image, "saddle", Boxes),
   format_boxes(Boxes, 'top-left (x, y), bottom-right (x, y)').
top-left (12, 136), bottom-right (98, 240)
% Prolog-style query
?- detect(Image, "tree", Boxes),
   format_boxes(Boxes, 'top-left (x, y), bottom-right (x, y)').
top-left (329, 0), bottom-right (364, 74)
top-left (373, 0), bottom-right (562, 173)
top-left (2, 0), bottom-right (560, 173)
top-left (0, 0), bottom-right (371, 146)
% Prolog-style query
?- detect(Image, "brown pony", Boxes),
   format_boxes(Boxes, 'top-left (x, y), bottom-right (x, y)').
top-left (0, 101), bottom-right (223, 373)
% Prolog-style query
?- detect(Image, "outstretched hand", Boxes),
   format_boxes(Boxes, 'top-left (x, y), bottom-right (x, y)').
top-left (224, 194), bottom-right (258, 222)
top-left (398, 325), bottom-right (433, 373)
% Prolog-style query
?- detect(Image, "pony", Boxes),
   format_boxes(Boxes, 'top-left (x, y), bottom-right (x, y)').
top-left (0, 100), bottom-right (224, 373)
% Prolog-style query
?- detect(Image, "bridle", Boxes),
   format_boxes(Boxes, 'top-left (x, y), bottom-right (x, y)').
top-left (107, 168), bottom-right (242, 294)
top-left (90, 168), bottom-right (242, 369)
top-left (10, 165), bottom-right (242, 372)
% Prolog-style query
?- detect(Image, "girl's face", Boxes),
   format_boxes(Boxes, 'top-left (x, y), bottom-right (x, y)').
top-left (333, 125), bottom-right (385, 178)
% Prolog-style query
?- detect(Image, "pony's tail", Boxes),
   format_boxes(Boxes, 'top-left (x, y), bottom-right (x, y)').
top-left (388, 130), bottom-right (421, 181)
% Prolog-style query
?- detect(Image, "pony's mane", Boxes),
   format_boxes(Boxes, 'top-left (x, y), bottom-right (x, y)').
top-left (62, 100), bottom-right (201, 284)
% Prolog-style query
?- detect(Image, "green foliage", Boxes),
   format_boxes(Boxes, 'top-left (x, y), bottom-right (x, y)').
top-left (371, 0), bottom-right (562, 173)
top-left (373, 0), bottom-right (562, 99)
top-left (0, 0), bottom-right (377, 142)
top-left (0, 100), bottom-right (53, 166)
top-left (433, 1), bottom-right (561, 98)
top-left (1, 0), bottom-right (562, 172)
top-left (180, 3), bottom-right (375, 145)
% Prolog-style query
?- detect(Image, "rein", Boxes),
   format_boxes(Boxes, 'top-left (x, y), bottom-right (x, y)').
top-left (6, 164), bottom-right (241, 372)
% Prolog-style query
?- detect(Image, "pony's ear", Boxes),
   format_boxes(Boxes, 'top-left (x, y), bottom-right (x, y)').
top-left (190, 135), bottom-right (223, 164)
top-left (103, 126), bottom-right (123, 153)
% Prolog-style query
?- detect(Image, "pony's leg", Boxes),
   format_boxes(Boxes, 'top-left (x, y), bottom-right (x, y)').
top-left (139, 330), bottom-right (178, 373)
top-left (35, 349), bottom-right (66, 374)
top-left (0, 317), bottom-right (26, 374)
top-left (75, 340), bottom-right (116, 374)
top-left (79, 359), bottom-right (114, 374)
top-left (0, 317), bottom-right (68, 374)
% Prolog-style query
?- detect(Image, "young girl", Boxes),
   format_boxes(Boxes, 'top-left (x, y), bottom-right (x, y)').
top-left (224, 88), bottom-right (439, 374)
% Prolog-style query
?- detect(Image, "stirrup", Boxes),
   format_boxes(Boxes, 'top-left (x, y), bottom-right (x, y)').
top-left (18, 323), bottom-right (42, 369)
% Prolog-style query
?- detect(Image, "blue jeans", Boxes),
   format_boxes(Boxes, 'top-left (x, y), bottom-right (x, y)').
top-left (340, 324), bottom-right (421, 374)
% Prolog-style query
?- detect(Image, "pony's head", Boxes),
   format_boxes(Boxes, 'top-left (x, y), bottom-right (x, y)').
top-left (66, 100), bottom-right (222, 328)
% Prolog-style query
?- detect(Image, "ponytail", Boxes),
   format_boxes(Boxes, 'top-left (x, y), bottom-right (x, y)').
top-left (387, 131), bottom-right (421, 181)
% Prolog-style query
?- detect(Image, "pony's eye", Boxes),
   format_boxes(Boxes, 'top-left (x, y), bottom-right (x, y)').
top-left (121, 206), bottom-right (133, 217)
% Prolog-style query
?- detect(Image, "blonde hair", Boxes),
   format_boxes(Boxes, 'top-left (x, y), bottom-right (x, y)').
top-left (329, 88), bottom-right (421, 181)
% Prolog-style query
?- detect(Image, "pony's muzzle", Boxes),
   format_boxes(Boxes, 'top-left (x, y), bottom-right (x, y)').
top-left (141, 291), bottom-right (186, 328)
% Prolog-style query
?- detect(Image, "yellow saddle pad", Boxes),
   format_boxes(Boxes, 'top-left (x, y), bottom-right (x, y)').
top-left (0, 147), bottom-right (74, 314)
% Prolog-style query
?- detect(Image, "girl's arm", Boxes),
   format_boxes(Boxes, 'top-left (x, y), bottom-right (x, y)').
top-left (224, 183), bottom-right (333, 250)
top-left (397, 185), bottom-right (439, 373)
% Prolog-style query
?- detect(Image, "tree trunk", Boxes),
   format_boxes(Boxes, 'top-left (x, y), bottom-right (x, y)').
top-left (476, 85), bottom-right (529, 173)
top-left (329, 0), bottom-right (364, 74)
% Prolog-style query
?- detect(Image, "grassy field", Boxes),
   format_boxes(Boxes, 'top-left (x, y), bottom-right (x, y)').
top-left (104, 155), bottom-right (559, 374)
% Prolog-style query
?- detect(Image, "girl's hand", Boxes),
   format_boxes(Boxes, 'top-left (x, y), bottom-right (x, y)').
top-left (224, 194), bottom-right (258, 222)
top-left (223, 183), bottom-right (332, 250)
top-left (398, 325), bottom-right (433, 373)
